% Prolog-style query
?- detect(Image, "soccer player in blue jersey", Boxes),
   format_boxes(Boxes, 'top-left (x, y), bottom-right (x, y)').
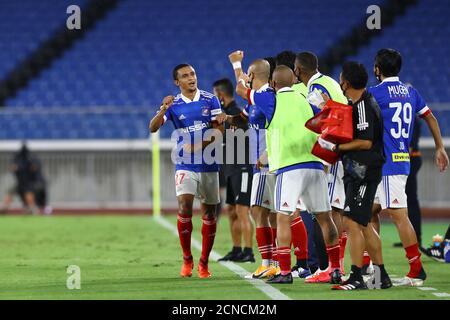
top-left (216, 52), bottom-right (279, 279)
top-left (369, 49), bottom-right (449, 286)
top-left (149, 64), bottom-right (223, 278)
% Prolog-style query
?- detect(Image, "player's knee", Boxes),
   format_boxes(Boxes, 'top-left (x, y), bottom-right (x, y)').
top-left (372, 204), bottom-right (381, 216)
top-left (202, 204), bottom-right (217, 219)
top-left (389, 208), bottom-right (409, 224)
top-left (178, 201), bottom-right (193, 216)
top-left (226, 205), bottom-right (236, 217)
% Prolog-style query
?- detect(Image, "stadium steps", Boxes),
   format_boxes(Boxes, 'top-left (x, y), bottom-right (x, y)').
top-left (319, 0), bottom-right (418, 75)
top-left (0, 0), bottom-right (119, 106)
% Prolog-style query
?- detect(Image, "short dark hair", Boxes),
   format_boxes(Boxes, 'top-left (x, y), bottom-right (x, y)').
top-left (213, 78), bottom-right (234, 97)
top-left (264, 57), bottom-right (276, 80)
top-left (374, 48), bottom-right (402, 77)
top-left (275, 50), bottom-right (296, 72)
top-left (296, 51), bottom-right (318, 72)
top-left (341, 61), bottom-right (368, 89)
top-left (172, 63), bottom-right (192, 80)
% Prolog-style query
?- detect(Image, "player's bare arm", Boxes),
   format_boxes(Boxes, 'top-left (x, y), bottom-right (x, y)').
top-left (216, 112), bottom-right (248, 128)
top-left (320, 137), bottom-right (372, 153)
top-left (229, 50), bottom-right (244, 82)
top-left (422, 113), bottom-right (449, 172)
top-left (149, 95), bottom-right (175, 133)
top-left (236, 73), bottom-right (250, 100)
top-left (183, 120), bottom-right (224, 154)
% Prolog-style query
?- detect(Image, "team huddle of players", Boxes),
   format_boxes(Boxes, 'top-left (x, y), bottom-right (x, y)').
top-left (149, 48), bottom-right (449, 290)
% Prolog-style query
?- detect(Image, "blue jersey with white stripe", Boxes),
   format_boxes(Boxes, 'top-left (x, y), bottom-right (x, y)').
top-left (368, 77), bottom-right (431, 176)
top-left (243, 103), bottom-right (268, 173)
top-left (163, 89), bottom-right (222, 172)
top-left (243, 84), bottom-right (275, 173)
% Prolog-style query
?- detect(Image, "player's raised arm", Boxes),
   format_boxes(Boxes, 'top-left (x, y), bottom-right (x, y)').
top-left (422, 113), bottom-right (449, 172)
top-left (149, 95), bottom-right (175, 133)
top-left (229, 50), bottom-right (244, 83)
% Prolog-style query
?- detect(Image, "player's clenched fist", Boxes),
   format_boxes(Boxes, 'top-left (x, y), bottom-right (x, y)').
top-left (161, 95), bottom-right (175, 110)
top-left (228, 50), bottom-right (244, 64)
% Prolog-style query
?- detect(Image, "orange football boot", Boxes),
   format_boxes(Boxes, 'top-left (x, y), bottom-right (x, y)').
top-left (180, 259), bottom-right (194, 278)
top-left (197, 261), bottom-right (212, 278)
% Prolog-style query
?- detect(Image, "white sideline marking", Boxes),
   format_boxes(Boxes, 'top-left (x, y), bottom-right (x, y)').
top-left (433, 292), bottom-right (450, 298)
top-left (154, 216), bottom-right (291, 300)
top-left (417, 287), bottom-right (437, 291)
top-left (391, 280), bottom-right (449, 299)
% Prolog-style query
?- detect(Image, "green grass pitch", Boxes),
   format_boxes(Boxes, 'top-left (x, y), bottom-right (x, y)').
top-left (0, 215), bottom-right (448, 300)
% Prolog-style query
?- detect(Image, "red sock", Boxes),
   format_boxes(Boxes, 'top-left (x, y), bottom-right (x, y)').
top-left (271, 228), bottom-right (278, 263)
top-left (326, 244), bottom-right (341, 270)
top-left (278, 247), bottom-right (291, 275)
top-left (256, 227), bottom-right (273, 260)
top-left (363, 251), bottom-right (371, 266)
top-left (200, 216), bottom-right (217, 265)
top-left (291, 216), bottom-right (308, 260)
top-left (339, 231), bottom-right (348, 259)
top-left (177, 213), bottom-right (193, 260)
top-left (405, 243), bottom-right (423, 278)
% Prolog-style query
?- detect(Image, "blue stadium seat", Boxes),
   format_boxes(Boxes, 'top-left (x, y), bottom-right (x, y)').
top-left (3, 0), bottom-right (450, 140)
top-left (331, 0), bottom-right (450, 104)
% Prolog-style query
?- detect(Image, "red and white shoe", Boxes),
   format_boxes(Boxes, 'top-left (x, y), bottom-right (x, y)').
top-left (304, 268), bottom-right (331, 283)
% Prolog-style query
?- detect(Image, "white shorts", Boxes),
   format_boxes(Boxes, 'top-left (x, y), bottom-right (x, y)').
top-left (327, 161), bottom-right (345, 210)
top-left (250, 172), bottom-right (276, 211)
top-left (275, 169), bottom-right (331, 215)
top-left (296, 198), bottom-right (307, 211)
top-left (374, 175), bottom-right (408, 210)
top-left (175, 170), bottom-right (220, 205)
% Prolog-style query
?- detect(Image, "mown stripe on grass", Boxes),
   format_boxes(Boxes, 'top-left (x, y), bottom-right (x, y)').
top-left (155, 216), bottom-right (291, 300)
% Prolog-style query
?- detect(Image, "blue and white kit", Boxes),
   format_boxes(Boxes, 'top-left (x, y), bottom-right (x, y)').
top-left (369, 77), bottom-right (431, 209)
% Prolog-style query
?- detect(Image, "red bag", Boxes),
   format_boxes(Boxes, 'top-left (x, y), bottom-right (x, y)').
top-left (306, 100), bottom-right (353, 165)
top-left (311, 141), bottom-right (340, 164)
top-left (305, 100), bottom-right (353, 144)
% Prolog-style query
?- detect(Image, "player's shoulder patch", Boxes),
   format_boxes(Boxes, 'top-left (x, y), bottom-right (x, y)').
top-left (199, 90), bottom-right (215, 100)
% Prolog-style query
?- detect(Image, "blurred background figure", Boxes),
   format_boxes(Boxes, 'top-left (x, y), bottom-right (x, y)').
top-left (213, 78), bottom-right (255, 263)
top-left (422, 226), bottom-right (450, 263)
top-left (395, 115), bottom-right (424, 249)
top-left (1, 143), bottom-right (50, 215)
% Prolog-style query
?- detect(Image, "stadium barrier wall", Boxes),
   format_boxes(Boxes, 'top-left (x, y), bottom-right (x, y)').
top-left (0, 138), bottom-right (449, 213)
